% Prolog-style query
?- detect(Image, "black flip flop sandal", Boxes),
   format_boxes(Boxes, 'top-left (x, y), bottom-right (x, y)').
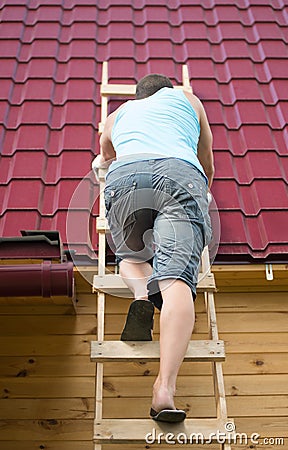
top-left (120, 299), bottom-right (154, 341)
top-left (150, 408), bottom-right (186, 423)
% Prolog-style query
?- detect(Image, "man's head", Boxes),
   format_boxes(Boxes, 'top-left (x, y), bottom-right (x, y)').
top-left (135, 74), bottom-right (173, 99)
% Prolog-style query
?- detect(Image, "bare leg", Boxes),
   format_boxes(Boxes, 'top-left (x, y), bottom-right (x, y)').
top-left (119, 259), bottom-right (152, 299)
top-left (119, 259), bottom-right (154, 341)
top-left (152, 279), bottom-right (195, 411)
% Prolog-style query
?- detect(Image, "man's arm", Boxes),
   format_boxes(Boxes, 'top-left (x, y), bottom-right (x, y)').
top-left (93, 111), bottom-right (116, 169)
top-left (197, 101), bottom-right (214, 188)
top-left (92, 107), bottom-right (121, 174)
top-left (99, 111), bottom-right (118, 164)
top-left (183, 92), bottom-right (214, 188)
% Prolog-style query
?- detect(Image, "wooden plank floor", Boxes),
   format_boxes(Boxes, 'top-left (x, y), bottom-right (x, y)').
top-left (0, 274), bottom-right (287, 449)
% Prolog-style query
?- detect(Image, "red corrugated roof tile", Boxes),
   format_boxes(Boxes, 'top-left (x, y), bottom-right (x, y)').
top-left (1, 150), bottom-right (46, 181)
top-left (0, 180), bottom-right (42, 212)
top-left (234, 152), bottom-right (285, 184)
top-left (46, 152), bottom-right (92, 180)
top-left (214, 180), bottom-right (288, 216)
top-left (0, 0), bottom-right (287, 263)
top-left (42, 181), bottom-right (83, 216)
top-left (0, 211), bottom-right (40, 237)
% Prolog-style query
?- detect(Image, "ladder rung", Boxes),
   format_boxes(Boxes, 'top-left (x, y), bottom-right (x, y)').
top-left (101, 84), bottom-right (136, 96)
top-left (92, 273), bottom-right (216, 295)
top-left (94, 418), bottom-right (235, 444)
top-left (96, 217), bottom-right (110, 233)
top-left (197, 273), bottom-right (216, 291)
top-left (91, 340), bottom-right (225, 362)
top-left (100, 82), bottom-right (191, 97)
top-left (93, 274), bottom-right (131, 297)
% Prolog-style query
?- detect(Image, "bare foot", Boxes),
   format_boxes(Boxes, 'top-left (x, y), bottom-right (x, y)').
top-left (152, 381), bottom-right (176, 412)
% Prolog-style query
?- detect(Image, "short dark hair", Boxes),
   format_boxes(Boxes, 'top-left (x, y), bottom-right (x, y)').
top-left (135, 74), bottom-right (173, 99)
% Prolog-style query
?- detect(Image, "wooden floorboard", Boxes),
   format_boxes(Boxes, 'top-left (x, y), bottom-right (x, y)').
top-left (1, 352), bottom-right (287, 377)
top-left (0, 311), bottom-right (287, 336)
top-left (0, 290), bottom-right (287, 448)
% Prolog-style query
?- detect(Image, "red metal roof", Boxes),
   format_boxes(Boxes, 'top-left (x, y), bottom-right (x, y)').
top-left (0, 1), bottom-right (287, 262)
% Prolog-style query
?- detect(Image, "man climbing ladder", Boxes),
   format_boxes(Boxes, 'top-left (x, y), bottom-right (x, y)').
top-left (92, 73), bottom-right (214, 423)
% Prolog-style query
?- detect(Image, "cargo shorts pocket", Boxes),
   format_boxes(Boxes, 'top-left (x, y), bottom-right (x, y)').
top-left (104, 174), bottom-right (137, 227)
top-left (184, 181), bottom-right (212, 247)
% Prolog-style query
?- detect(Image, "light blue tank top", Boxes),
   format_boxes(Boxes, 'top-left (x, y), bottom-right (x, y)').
top-left (109, 87), bottom-right (206, 180)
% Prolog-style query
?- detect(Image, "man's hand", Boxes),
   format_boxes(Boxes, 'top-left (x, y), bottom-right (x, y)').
top-left (92, 154), bottom-right (110, 182)
top-left (92, 154), bottom-right (110, 169)
top-left (207, 191), bottom-right (213, 205)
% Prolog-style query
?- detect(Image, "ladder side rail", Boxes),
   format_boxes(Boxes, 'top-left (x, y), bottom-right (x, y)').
top-left (201, 246), bottom-right (210, 313)
top-left (207, 291), bottom-right (229, 423)
top-left (201, 246), bottom-right (219, 340)
top-left (94, 63), bottom-right (109, 450)
top-left (201, 246), bottom-right (229, 424)
top-left (182, 64), bottom-right (193, 93)
top-left (98, 61), bottom-right (109, 135)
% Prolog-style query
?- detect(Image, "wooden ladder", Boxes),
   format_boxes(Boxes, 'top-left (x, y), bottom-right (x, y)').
top-left (91, 62), bottom-right (234, 449)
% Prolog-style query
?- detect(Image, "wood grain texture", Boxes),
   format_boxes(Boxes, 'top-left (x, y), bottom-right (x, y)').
top-left (0, 443), bottom-right (280, 450)
top-left (93, 418), bottom-right (235, 443)
top-left (0, 289), bottom-right (287, 448)
top-left (91, 340), bottom-right (225, 362)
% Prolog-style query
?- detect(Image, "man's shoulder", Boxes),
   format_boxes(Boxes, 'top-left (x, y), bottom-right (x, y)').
top-left (182, 91), bottom-right (203, 120)
top-left (107, 102), bottom-right (127, 126)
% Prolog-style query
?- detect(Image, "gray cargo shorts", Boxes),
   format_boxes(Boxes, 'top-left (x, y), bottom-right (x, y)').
top-left (104, 158), bottom-right (212, 310)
